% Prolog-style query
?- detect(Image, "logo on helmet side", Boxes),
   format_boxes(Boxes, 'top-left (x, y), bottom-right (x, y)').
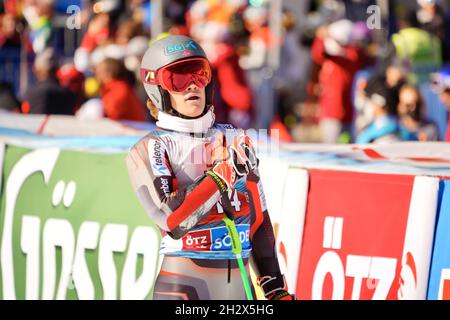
top-left (165, 41), bottom-right (197, 56)
top-left (140, 68), bottom-right (157, 84)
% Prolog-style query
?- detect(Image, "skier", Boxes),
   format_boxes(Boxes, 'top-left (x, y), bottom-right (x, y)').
top-left (126, 35), bottom-right (293, 300)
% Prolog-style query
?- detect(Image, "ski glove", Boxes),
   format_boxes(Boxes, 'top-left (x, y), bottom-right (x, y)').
top-left (207, 132), bottom-right (237, 192)
top-left (229, 130), bottom-right (258, 176)
top-left (207, 131), bottom-right (258, 193)
top-left (257, 274), bottom-right (295, 300)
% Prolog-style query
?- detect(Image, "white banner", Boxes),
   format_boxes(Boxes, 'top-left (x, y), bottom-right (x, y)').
top-left (276, 167), bottom-right (309, 294)
top-left (398, 176), bottom-right (440, 299)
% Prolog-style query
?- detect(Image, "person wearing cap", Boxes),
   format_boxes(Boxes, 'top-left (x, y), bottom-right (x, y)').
top-left (126, 35), bottom-right (293, 300)
top-left (356, 79), bottom-right (399, 144)
top-left (21, 48), bottom-right (76, 115)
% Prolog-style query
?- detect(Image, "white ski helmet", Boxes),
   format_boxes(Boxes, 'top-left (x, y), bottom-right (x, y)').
top-left (140, 35), bottom-right (213, 113)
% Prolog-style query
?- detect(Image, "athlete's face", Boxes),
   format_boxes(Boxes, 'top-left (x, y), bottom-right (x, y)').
top-left (169, 82), bottom-right (206, 118)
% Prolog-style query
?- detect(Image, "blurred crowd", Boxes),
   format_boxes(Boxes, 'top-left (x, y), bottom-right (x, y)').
top-left (1, 0), bottom-right (450, 144)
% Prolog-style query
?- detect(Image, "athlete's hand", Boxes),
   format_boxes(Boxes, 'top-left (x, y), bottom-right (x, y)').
top-left (207, 132), bottom-right (238, 192)
top-left (229, 131), bottom-right (258, 176)
top-left (207, 131), bottom-right (258, 192)
top-left (267, 290), bottom-right (295, 300)
top-left (257, 274), bottom-right (294, 300)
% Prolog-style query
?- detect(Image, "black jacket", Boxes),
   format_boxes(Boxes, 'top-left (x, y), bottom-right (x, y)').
top-left (23, 77), bottom-right (76, 115)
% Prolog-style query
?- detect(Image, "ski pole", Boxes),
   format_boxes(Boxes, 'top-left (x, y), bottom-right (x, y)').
top-left (222, 215), bottom-right (254, 300)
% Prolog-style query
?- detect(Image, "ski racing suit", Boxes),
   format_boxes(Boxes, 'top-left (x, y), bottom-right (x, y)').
top-left (126, 109), bottom-right (287, 300)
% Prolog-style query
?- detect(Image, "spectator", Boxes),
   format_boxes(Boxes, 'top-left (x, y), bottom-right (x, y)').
top-left (74, 12), bottom-right (110, 72)
top-left (0, 81), bottom-right (20, 113)
top-left (189, 3), bottom-right (253, 129)
top-left (0, 12), bottom-right (22, 48)
top-left (22, 0), bottom-right (54, 54)
top-left (397, 84), bottom-right (438, 141)
top-left (56, 64), bottom-right (86, 111)
top-left (115, 18), bottom-right (143, 46)
top-left (416, 0), bottom-right (449, 62)
top-left (430, 66), bottom-right (450, 141)
top-left (356, 80), bottom-right (399, 144)
top-left (94, 57), bottom-right (146, 121)
top-left (124, 35), bottom-right (151, 112)
top-left (391, 10), bottom-right (442, 83)
top-left (354, 58), bottom-right (409, 133)
top-left (239, 4), bottom-right (272, 128)
top-left (21, 48), bottom-right (77, 115)
top-left (274, 9), bottom-right (307, 137)
top-left (311, 19), bottom-right (370, 143)
top-left (207, 32), bottom-right (253, 129)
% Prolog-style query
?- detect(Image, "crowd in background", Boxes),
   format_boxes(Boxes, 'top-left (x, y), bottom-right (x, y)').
top-left (1, 0), bottom-right (450, 144)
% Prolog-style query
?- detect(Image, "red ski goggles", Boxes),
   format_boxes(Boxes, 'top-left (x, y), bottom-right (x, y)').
top-left (141, 58), bottom-right (212, 93)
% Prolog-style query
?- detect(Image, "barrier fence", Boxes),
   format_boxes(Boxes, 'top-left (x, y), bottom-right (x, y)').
top-left (0, 115), bottom-right (450, 299)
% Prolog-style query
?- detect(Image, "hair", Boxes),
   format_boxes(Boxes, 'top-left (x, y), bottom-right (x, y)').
top-left (365, 78), bottom-right (397, 115)
top-left (34, 48), bottom-right (59, 77)
top-left (100, 57), bottom-right (127, 80)
top-left (146, 99), bottom-right (159, 120)
top-left (116, 19), bottom-right (143, 43)
top-left (399, 84), bottom-right (426, 121)
top-left (398, 9), bottom-right (419, 29)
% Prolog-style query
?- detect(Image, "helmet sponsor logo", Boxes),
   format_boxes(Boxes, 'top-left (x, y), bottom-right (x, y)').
top-left (149, 139), bottom-right (171, 176)
top-left (140, 68), bottom-right (157, 84)
top-left (181, 51), bottom-right (192, 58)
top-left (165, 41), bottom-right (197, 56)
top-left (145, 70), bottom-right (155, 82)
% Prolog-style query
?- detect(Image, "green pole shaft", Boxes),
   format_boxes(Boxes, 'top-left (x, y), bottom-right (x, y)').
top-left (223, 216), bottom-right (254, 300)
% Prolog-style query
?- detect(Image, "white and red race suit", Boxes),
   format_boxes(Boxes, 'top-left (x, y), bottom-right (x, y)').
top-left (126, 107), bottom-right (286, 299)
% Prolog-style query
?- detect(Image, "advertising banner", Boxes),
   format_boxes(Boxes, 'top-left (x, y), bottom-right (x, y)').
top-left (0, 145), bottom-right (161, 300)
top-left (296, 170), bottom-right (439, 300)
top-left (427, 180), bottom-right (450, 300)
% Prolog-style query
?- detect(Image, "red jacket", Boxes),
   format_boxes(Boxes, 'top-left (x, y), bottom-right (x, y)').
top-left (311, 37), bottom-right (368, 123)
top-left (210, 43), bottom-right (253, 113)
top-left (101, 80), bottom-right (146, 122)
